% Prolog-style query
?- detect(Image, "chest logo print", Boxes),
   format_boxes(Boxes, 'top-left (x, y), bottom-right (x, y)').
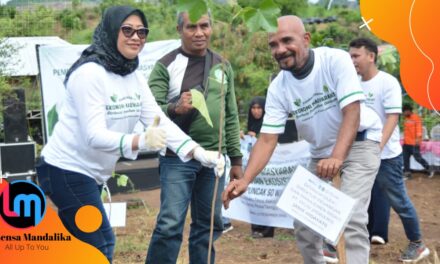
top-left (110, 94), bottom-right (118, 103)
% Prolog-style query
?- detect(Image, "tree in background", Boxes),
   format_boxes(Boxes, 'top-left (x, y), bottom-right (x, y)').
top-left (1, 0), bottom-right (421, 124)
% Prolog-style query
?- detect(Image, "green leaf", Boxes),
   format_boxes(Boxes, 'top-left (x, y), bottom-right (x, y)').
top-left (117, 174), bottom-right (129, 187)
top-left (47, 104), bottom-right (58, 136)
top-left (259, 0), bottom-right (281, 17)
top-left (242, 0), bottom-right (279, 32)
top-left (177, 0), bottom-right (208, 23)
top-left (101, 188), bottom-right (107, 202)
top-left (190, 89), bottom-right (213, 127)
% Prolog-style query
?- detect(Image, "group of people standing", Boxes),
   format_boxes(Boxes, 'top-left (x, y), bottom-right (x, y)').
top-left (35, 4), bottom-right (432, 264)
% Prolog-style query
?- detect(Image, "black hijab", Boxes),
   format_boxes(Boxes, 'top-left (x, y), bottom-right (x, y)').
top-left (64, 6), bottom-right (148, 84)
top-left (247, 96), bottom-right (266, 134)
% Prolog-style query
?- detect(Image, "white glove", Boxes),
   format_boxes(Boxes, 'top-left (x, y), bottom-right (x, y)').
top-left (138, 116), bottom-right (166, 151)
top-left (193, 146), bottom-right (217, 167)
top-left (193, 147), bottom-right (225, 178)
top-left (214, 155), bottom-right (225, 177)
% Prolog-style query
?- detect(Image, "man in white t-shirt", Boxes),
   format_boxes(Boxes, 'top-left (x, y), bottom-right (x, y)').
top-left (223, 16), bottom-right (382, 264)
top-left (349, 37), bottom-right (430, 263)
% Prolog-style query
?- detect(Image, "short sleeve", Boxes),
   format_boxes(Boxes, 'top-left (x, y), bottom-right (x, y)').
top-left (383, 74), bottom-right (402, 114)
top-left (260, 79), bottom-right (289, 134)
top-left (331, 50), bottom-right (365, 109)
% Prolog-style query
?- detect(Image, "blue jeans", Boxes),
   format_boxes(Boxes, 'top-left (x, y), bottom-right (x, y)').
top-left (374, 154), bottom-right (422, 241)
top-left (367, 179), bottom-right (390, 242)
top-left (146, 156), bottom-right (224, 264)
top-left (36, 158), bottom-right (115, 263)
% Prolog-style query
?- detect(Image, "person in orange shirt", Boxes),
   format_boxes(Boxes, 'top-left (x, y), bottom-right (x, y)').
top-left (402, 104), bottom-right (433, 179)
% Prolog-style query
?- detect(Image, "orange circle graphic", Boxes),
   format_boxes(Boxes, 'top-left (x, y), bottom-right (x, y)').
top-left (75, 205), bottom-right (102, 233)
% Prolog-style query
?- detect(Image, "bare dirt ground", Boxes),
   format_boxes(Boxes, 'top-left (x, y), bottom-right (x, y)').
top-left (112, 172), bottom-right (440, 264)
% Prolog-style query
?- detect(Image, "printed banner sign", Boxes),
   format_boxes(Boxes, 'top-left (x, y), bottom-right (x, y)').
top-left (37, 39), bottom-right (181, 142)
top-left (222, 138), bottom-right (311, 228)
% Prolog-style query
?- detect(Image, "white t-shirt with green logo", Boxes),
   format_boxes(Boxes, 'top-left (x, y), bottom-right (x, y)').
top-left (361, 70), bottom-right (402, 159)
top-left (261, 47), bottom-right (382, 158)
top-left (42, 62), bottom-right (197, 184)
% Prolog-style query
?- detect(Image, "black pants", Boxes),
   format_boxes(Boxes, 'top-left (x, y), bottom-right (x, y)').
top-left (251, 224), bottom-right (274, 237)
top-left (403, 144), bottom-right (430, 172)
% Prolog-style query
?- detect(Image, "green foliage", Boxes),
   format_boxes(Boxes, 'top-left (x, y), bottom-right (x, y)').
top-left (99, 0), bottom-right (137, 13)
top-left (337, 8), bottom-right (360, 25)
top-left (238, 0), bottom-right (307, 15)
top-left (0, 38), bottom-right (15, 139)
top-left (273, 0), bottom-right (307, 15)
top-left (0, 38), bottom-right (15, 87)
top-left (72, 0), bottom-right (81, 10)
top-left (7, 0), bottom-right (68, 6)
top-left (101, 172), bottom-right (135, 201)
top-left (66, 27), bottom-right (94, 44)
top-left (175, 0), bottom-right (280, 32)
top-left (174, 0), bottom-right (280, 111)
top-left (176, 0), bottom-right (207, 24)
top-left (239, 0), bottom-right (280, 32)
top-left (0, 5), bottom-right (16, 18)
top-left (310, 29), bottom-right (335, 47)
top-left (58, 8), bottom-right (85, 30)
top-left (0, 1), bottom-right (408, 125)
top-left (0, 6), bottom-right (55, 36)
top-left (422, 112), bottom-right (440, 133)
top-left (137, 1), bottom-right (178, 41)
top-left (377, 45), bottom-right (400, 79)
top-left (211, 23), bottom-right (277, 108)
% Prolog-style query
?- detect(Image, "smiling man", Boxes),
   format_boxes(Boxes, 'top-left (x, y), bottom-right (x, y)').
top-left (145, 11), bottom-right (243, 264)
top-left (223, 16), bottom-right (383, 264)
top-left (349, 37), bottom-right (430, 263)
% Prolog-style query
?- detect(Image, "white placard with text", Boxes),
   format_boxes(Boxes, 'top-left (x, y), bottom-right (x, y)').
top-left (276, 165), bottom-right (356, 245)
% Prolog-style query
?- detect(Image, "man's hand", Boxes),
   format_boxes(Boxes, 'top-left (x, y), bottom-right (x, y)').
top-left (239, 130), bottom-right (245, 139)
top-left (138, 116), bottom-right (166, 151)
top-left (222, 178), bottom-right (250, 209)
top-left (229, 165), bottom-right (243, 182)
top-left (316, 157), bottom-right (343, 179)
top-left (175, 91), bottom-right (193, 115)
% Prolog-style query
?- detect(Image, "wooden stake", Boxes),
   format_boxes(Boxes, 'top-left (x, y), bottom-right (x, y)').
top-left (207, 59), bottom-right (226, 264)
top-left (333, 171), bottom-right (346, 264)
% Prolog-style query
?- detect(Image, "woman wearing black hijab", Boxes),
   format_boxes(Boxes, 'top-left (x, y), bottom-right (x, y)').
top-left (36, 6), bottom-right (220, 262)
top-left (245, 96), bottom-right (276, 238)
top-left (247, 96), bottom-right (266, 137)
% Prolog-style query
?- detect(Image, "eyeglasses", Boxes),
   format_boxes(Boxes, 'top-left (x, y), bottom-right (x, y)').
top-left (120, 25), bottom-right (149, 39)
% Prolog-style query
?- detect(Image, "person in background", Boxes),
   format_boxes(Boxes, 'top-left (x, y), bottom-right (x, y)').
top-left (146, 11), bottom-right (242, 264)
top-left (247, 96), bottom-right (265, 137)
top-left (349, 37), bottom-right (430, 263)
top-left (223, 16), bottom-right (383, 264)
top-left (36, 6), bottom-right (221, 263)
top-left (402, 104), bottom-right (434, 179)
top-left (245, 96), bottom-right (276, 238)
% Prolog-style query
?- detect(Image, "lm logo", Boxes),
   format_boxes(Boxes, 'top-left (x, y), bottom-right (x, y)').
top-left (0, 180), bottom-right (46, 228)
